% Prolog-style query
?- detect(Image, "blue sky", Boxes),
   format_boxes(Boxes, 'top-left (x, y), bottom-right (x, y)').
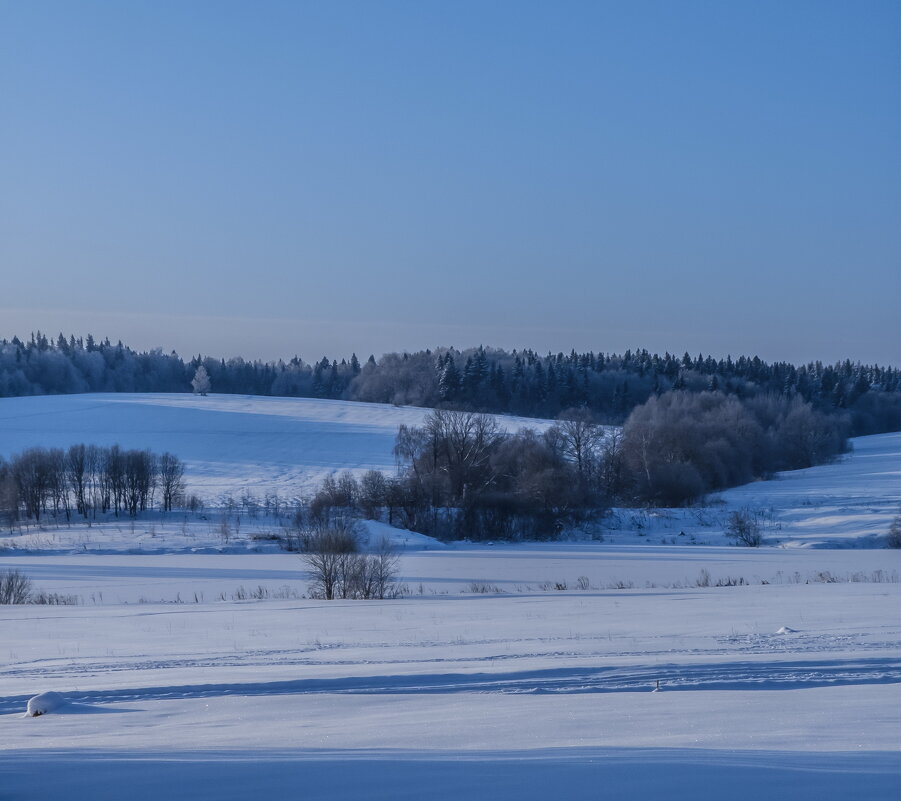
top-left (2, 0), bottom-right (898, 364)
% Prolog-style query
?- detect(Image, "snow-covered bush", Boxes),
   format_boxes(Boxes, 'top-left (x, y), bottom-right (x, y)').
top-left (26, 691), bottom-right (65, 717)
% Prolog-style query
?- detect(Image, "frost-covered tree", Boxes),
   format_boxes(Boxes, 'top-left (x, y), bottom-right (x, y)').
top-left (191, 365), bottom-right (211, 396)
top-left (438, 356), bottom-right (461, 402)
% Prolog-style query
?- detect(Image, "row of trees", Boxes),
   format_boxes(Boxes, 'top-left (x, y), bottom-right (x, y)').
top-left (307, 392), bottom-right (850, 539)
top-left (3, 334), bottom-right (899, 435)
top-left (0, 445), bottom-right (186, 525)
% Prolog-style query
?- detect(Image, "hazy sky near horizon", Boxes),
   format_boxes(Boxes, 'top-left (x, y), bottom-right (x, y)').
top-left (2, 1), bottom-right (899, 365)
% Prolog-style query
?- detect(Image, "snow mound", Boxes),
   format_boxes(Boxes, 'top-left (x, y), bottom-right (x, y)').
top-left (775, 626), bottom-right (798, 635)
top-left (356, 520), bottom-right (445, 551)
top-left (25, 691), bottom-right (66, 717)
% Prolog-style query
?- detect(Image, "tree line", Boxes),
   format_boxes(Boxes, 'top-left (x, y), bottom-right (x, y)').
top-left (0, 445), bottom-right (186, 526)
top-left (305, 392), bottom-right (849, 540)
top-left (2, 333), bottom-right (900, 436)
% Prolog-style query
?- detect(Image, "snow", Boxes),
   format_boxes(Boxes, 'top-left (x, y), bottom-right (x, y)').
top-left (24, 690), bottom-right (66, 717)
top-left (356, 519), bottom-right (446, 550)
top-left (1, 563), bottom-right (899, 797)
top-left (0, 393), bottom-right (899, 798)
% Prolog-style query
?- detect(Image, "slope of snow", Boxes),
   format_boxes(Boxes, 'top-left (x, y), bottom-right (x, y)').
top-left (0, 393), bottom-right (555, 499)
top-left (716, 432), bottom-right (901, 546)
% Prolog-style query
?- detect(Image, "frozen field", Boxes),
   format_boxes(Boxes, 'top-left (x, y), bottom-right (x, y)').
top-left (1, 545), bottom-right (900, 800)
top-left (1, 393), bottom-right (900, 798)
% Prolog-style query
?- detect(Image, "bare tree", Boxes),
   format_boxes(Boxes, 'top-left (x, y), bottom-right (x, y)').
top-left (66, 444), bottom-right (89, 517)
top-left (158, 452), bottom-right (186, 512)
top-left (0, 570), bottom-right (32, 604)
top-left (726, 509), bottom-right (763, 547)
top-left (358, 470), bottom-right (388, 519)
top-left (302, 522), bottom-right (360, 600)
top-left (552, 408), bottom-right (605, 479)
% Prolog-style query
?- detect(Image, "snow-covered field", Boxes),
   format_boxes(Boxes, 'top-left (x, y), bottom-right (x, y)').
top-left (1, 548), bottom-right (899, 799)
top-left (1, 394), bottom-right (900, 798)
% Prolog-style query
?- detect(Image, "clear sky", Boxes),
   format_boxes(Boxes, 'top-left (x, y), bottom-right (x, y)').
top-left (2, 0), bottom-right (899, 365)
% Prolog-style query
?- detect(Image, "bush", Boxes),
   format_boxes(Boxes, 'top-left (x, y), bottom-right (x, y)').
top-left (726, 509), bottom-right (762, 547)
top-left (302, 522), bottom-right (401, 600)
top-left (0, 569), bottom-right (33, 603)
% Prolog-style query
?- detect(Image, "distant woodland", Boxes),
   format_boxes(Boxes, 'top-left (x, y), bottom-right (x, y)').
top-left (2, 332), bottom-right (899, 437)
top-left (3, 332), bottom-right (901, 529)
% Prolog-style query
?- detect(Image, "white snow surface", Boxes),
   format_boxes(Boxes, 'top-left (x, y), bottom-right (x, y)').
top-left (2, 545), bottom-right (901, 800)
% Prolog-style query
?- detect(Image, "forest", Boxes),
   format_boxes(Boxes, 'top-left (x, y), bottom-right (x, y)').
top-left (2, 332), bottom-right (900, 437)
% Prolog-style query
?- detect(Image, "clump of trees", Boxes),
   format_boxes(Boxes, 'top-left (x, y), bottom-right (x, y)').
top-left (620, 391), bottom-right (848, 506)
top-left (305, 392), bottom-right (851, 540)
top-left (308, 409), bottom-right (608, 541)
top-left (301, 521), bottom-right (402, 600)
top-left (0, 445), bottom-right (186, 525)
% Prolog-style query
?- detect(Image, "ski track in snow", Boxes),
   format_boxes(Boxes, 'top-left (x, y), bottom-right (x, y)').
top-left (2, 656), bottom-right (899, 714)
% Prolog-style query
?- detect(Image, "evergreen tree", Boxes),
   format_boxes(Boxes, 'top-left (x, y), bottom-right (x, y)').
top-left (438, 356), bottom-right (461, 402)
top-left (191, 365), bottom-right (211, 396)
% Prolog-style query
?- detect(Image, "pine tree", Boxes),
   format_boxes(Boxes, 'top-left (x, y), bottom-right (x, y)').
top-left (439, 356), bottom-right (461, 402)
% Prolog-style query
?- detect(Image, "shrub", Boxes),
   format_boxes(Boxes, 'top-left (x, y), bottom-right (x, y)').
top-left (0, 569), bottom-right (33, 603)
top-left (726, 509), bottom-right (762, 547)
top-left (302, 522), bottom-right (401, 600)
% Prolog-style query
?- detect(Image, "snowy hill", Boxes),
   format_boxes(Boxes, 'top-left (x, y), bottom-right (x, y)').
top-left (0, 393), bottom-right (554, 499)
top-left (1, 393), bottom-right (899, 548)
